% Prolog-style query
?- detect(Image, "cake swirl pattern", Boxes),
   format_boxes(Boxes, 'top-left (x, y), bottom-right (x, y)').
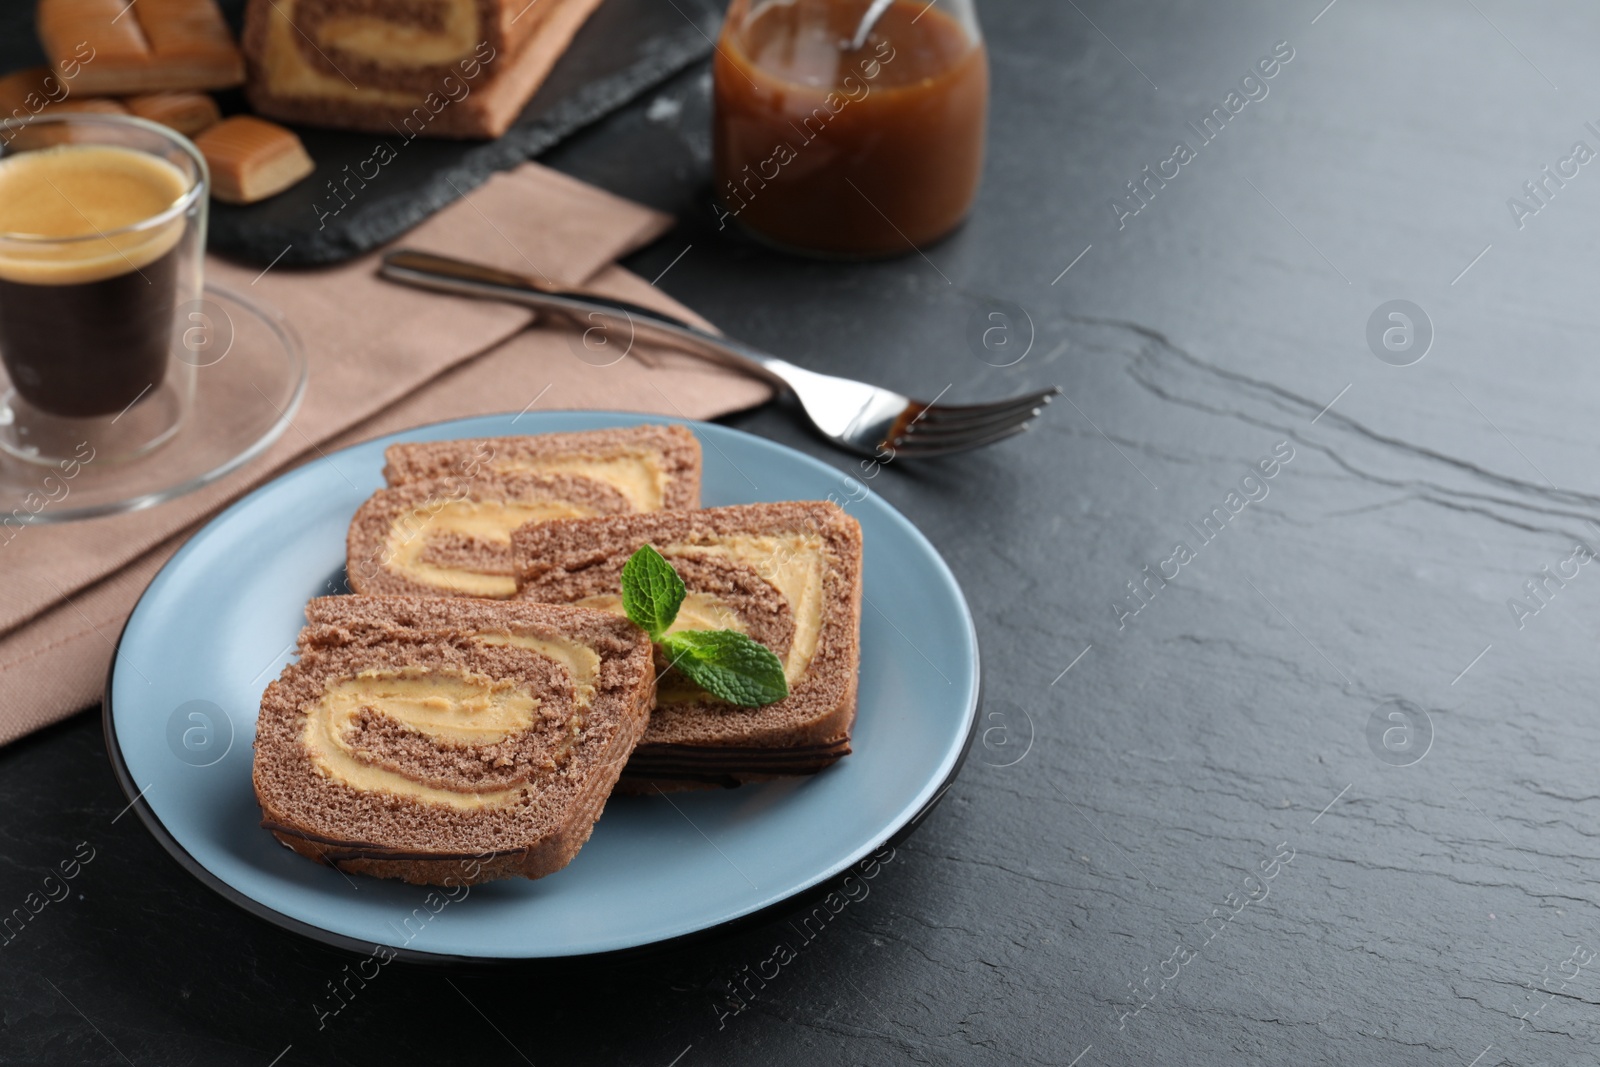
top-left (513, 501), bottom-right (863, 791)
top-left (252, 598), bottom-right (656, 885)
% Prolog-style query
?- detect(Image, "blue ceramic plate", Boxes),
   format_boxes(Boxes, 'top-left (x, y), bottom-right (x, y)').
top-left (104, 413), bottom-right (979, 961)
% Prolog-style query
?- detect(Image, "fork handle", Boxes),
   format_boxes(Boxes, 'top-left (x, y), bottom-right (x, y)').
top-left (379, 250), bottom-right (800, 393)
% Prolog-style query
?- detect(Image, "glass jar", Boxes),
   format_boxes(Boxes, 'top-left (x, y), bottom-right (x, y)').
top-left (712, 0), bottom-right (989, 258)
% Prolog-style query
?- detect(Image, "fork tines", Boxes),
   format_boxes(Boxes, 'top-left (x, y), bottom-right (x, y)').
top-left (888, 386), bottom-right (1061, 457)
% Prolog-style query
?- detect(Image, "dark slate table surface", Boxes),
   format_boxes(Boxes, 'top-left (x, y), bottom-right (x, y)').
top-left (6, 2), bottom-right (1600, 1064)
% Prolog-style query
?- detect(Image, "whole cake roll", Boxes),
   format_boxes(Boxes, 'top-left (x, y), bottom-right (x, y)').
top-left (513, 502), bottom-right (864, 791)
top-left (241, 0), bottom-right (607, 138)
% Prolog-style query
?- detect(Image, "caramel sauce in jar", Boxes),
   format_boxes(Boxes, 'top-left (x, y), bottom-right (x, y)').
top-left (712, 0), bottom-right (989, 258)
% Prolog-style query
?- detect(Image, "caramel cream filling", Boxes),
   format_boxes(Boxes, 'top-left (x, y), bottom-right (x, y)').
top-left (384, 498), bottom-right (592, 597)
top-left (574, 592), bottom-right (746, 706)
top-left (471, 630), bottom-right (601, 713)
top-left (258, 0), bottom-right (462, 106)
top-left (317, 7), bottom-right (480, 66)
top-left (574, 533), bottom-right (826, 689)
top-left (662, 535), bottom-right (826, 683)
top-left (491, 452), bottom-right (670, 512)
top-left (304, 666), bottom-right (538, 810)
top-left (574, 592), bottom-right (745, 637)
top-left (303, 632), bottom-right (601, 808)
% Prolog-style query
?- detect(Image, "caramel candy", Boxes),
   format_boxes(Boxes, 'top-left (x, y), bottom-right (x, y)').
top-left (124, 91), bottom-right (220, 136)
top-left (0, 68), bottom-right (68, 120)
top-left (38, 0), bottom-right (246, 96)
top-left (0, 68), bottom-right (133, 130)
top-left (47, 99), bottom-right (133, 121)
top-left (192, 115), bottom-right (314, 204)
top-left (0, 70), bottom-right (125, 147)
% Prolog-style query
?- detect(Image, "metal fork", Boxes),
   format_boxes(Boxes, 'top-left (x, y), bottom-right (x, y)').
top-left (379, 250), bottom-right (1058, 459)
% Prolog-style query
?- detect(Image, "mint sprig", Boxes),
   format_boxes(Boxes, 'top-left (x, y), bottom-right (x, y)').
top-left (620, 542), bottom-right (685, 638)
top-left (620, 544), bottom-right (789, 707)
top-left (659, 630), bottom-right (790, 708)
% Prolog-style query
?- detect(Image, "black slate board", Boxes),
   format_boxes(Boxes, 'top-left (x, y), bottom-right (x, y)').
top-left (207, 0), bottom-right (721, 265)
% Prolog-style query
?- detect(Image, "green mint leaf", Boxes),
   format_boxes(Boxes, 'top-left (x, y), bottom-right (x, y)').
top-left (620, 544), bottom-right (684, 640)
top-left (660, 630), bottom-right (789, 707)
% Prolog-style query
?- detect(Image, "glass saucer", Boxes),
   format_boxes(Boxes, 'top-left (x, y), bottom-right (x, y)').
top-left (0, 286), bottom-right (307, 524)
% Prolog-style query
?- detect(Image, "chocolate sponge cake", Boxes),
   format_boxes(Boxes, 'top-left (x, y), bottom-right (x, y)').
top-left (382, 424), bottom-right (702, 509)
top-left (253, 597), bottom-right (656, 885)
top-left (512, 502), bottom-right (864, 791)
top-left (348, 426), bottom-right (702, 598)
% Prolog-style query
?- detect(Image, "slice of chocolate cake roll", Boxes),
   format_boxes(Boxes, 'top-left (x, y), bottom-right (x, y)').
top-left (253, 597), bottom-right (655, 885)
top-left (348, 426), bottom-right (702, 599)
top-left (347, 472), bottom-right (634, 598)
top-left (512, 502), bottom-right (864, 792)
top-left (381, 425), bottom-right (702, 509)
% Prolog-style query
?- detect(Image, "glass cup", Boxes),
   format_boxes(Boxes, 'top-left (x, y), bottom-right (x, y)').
top-left (0, 113), bottom-right (209, 465)
top-left (712, 0), bottom-right (989, 258)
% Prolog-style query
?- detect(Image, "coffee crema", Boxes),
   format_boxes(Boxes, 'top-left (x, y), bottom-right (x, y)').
top-left (0, 145), bottom-right (192, 419)
top-left (0, 145), bottom-right (190, 284)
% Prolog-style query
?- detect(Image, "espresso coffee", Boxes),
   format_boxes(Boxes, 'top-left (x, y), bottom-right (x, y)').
top-left (0, 145), bottom-right (190, 418)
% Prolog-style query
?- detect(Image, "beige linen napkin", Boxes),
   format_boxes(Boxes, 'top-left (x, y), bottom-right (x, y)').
top-left (0, 163), bottom-right (771, 745)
